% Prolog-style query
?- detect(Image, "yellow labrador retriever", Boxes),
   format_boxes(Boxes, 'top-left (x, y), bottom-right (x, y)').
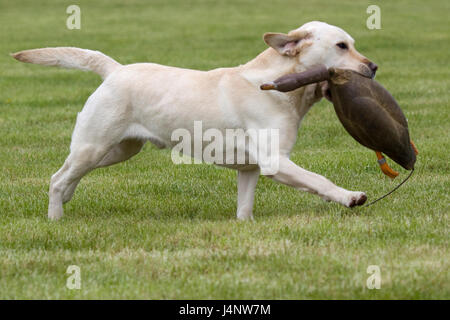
top-left (12, 21), bottom-right (377, 220)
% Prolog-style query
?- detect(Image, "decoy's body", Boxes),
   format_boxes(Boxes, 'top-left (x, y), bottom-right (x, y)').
top-left (260, 65), bottom-right (418, 178)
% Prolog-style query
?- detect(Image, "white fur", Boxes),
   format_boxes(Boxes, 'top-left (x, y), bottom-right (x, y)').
top-left (12, 47), bottom-right (120, 79)
top-left (13, 21), bottom-right (371, 220)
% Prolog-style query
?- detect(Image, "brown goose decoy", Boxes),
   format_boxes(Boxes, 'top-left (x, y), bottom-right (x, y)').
top-left (261, 65), bottom-right (418, 179)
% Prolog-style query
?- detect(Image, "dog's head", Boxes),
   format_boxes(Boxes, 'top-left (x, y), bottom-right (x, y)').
top-left (263, 21), bottom-right (377, 78)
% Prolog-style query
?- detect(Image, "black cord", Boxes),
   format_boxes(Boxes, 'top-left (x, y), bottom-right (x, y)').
top-left (364, 168), bottom-right (415, 207)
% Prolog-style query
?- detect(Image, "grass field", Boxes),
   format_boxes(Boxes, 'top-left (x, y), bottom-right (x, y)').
top-left (0, 0), bottom-right (448, 299)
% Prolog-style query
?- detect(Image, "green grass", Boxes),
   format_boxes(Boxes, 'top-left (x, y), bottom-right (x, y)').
top-left (0, 0), bottom-right (449, 299)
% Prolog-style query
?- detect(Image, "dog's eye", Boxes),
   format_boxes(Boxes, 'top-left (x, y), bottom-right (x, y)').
top-left (336, 42), bottom-right (348, 50)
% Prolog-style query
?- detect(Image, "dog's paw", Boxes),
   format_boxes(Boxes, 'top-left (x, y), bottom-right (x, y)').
top-left (237, 213), bottom-right (254, 221)
top-left (48, 205), bottom-right (63, 220)
top-left (346, 192), bottom-right (367, 208)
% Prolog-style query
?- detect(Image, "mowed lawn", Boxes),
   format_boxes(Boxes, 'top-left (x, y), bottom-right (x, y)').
top-left (0, 0), bottom-right (448, 299)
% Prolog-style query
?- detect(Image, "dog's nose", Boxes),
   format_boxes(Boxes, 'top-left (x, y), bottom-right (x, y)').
top-left (368, 62), bottom-right (378, 74)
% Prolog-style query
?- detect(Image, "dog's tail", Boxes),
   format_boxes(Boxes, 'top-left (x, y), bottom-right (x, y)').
top-left (11, 47), bottom-right (121, 80)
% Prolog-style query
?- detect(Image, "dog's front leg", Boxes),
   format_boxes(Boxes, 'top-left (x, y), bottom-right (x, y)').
top-left (267, 157), bottom-right (367, 207)
top-left (236, 168), bottom-right (260, 220)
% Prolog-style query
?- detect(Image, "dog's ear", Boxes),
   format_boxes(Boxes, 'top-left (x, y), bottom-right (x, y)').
top-left (263, 30), bottom-right (310, 57)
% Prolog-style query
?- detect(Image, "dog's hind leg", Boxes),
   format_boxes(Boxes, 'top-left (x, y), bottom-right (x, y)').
top-left (96, 139), bottom-right (145, 168)
top-left (49, 144), bottom-right (112, 220)
top-left (48, 85), bottom-right (135, 219)
top-left (61, 139), bottom-right (145, 203)
top-left (62, 179), bottom-right (81, 204)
